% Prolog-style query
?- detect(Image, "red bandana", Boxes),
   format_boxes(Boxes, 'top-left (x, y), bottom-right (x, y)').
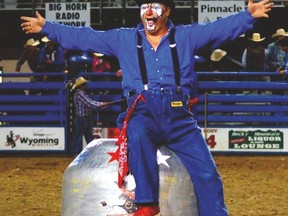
top-left (108, 94), bottom-right (145, 188)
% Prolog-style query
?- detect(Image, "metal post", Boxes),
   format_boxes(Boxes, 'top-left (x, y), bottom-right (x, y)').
top-left (122, 0), bottom-right (126, 26)
top-left (99, 0), bottom-right (103, 25)
top-left (32, 0), bottom-right (36, 15)
top-left (190, 0), bottom-right (194, 23)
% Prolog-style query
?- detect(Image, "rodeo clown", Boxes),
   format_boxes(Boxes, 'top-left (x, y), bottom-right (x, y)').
top-left (21, 0), bottom-right (273, 215)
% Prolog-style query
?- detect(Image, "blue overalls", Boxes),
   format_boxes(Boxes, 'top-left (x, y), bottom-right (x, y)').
top-left (117, 30), bottom-right (228, 216)
top-left (118, 88), bottom-right (228, 216)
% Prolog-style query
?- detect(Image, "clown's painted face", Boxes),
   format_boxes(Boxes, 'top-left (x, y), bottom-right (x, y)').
top-left (140, 3), bottom-right (163, 31)
top-left (140, 3), bottom-right (163, 17)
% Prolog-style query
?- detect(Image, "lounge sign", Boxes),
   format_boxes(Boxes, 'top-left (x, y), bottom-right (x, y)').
top-left (229, 130), bottom-right (284, 150)
top-left (202, 128), bottom-right (287, 153)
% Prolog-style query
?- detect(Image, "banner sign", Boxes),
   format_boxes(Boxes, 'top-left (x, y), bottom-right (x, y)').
top-left (203, 128), bottom-right (287, 153)
top-left (2, 127), bottom-right (286, 153)
top-left (0, 127), bottom-right (65, 151)
top-left (98, 127), bottom-right (288, 153)
top-left (198, 1), bottom-right (245, 23)
top-left (45, 2), bottom-right (91, 26)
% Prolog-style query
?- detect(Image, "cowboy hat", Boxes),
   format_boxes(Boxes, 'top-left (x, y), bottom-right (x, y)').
top-left (272, 28), bottom-right (287, 39)
top-left (135, 0), bottom-right (175, 10)
top-left (248, 33), bottom-right (265, 42)
top-left (210, 49), bottom-right (227, 62)
top-left (72, 77), bottom-right (89, 90)
top-left (93, 53), bottom-right (104, 57)
top-left (24, 38), bottom-right (40, 47)
top-left (41, 36), bottom-right (50, 43)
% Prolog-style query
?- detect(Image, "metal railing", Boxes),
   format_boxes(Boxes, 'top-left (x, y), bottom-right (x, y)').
top-left (1, 71), bottom-right (288, 153)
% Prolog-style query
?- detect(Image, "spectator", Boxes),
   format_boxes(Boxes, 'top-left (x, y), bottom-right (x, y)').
top-left (242, 33), bottom-right (268, 72)
top-left (210, 49), bottom-right (228, 72)
top-left (38, 36), bottom-right (66, 82)
top-left (276, 35), bottom-right (288, 76)
top-left (267, 28), bottom-right (286, 72)
top-left (16, 38), bottom-right (40, 73)
top-left (274, 35), bottom-right (288, 110)
top-left (209, 49), bottom-right (244, 79)
top-left (16, 38), bottom-right (41, 95)
top-left (91, 52), bottom-right (111, 81)
top-left (92, 53), bottom-right (111, 73)
top-left (70, 76), bottom-right (107, 155)
top-left (242, 33), bottom-right (269, 82)
top-left (66, 50), bottom-right (93, 80)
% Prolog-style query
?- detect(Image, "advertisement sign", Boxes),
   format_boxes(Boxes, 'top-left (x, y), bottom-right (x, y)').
top-left (198, 1), bottom-right (245, 23)
top-left (3, 126), bottom-right (286, 153)
top-left (94, 127), bottom-right (288, 153)
top-left (0, 127), bottom-right (65, 151)
top-left (203, 128), bottom-right (287, 153)
top-left (45, 2), bottom-right (91, 26)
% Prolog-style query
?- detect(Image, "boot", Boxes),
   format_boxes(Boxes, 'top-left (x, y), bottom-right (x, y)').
top-left (134, 205), bottom-right (160, 216)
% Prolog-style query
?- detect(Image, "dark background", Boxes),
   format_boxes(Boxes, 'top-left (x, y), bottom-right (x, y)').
top-left (0, 6), bottom-right (287, 61)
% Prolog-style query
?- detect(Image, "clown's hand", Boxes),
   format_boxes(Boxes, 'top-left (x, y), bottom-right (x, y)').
top-left (248, 0), bottom-right (273, 18)
top-left (21, 11), bottom-right (46, 34)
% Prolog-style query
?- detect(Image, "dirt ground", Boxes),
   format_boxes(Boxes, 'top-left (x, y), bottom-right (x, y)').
top-left (0, 154), bottom-right (287, 216)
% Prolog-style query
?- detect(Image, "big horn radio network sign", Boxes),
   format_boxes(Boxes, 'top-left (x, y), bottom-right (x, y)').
top-left (45, 2), bottom-right (91, 27)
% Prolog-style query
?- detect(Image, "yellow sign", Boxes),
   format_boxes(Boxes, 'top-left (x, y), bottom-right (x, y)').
top-left (171, 101), bottom-right (183, 107)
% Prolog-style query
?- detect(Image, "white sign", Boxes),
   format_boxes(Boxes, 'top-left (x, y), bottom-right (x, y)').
top-left (0, 127), bottom-right (65, 151)
top-left (202, 128), bottom-right (288, 153)
top-left (45, 2), bottom-right (91, 26)
top-left (91, 127), bottom-right (288, 153)
top-left (198, 1), bottom-right (245, 23)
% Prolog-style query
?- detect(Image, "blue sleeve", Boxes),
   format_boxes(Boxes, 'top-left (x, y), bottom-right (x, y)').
top-left (189, 10), bottom-right (255, 52)
top-left (41, 22), bottom-right (120, 57)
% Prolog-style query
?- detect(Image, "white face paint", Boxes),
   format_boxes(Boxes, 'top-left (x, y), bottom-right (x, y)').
top-left (146, 23), bottom-right (155, 31)
top-left (140, 3), bottom-right (163, 17)
top-left (140, 3), bottom-right (163, 31)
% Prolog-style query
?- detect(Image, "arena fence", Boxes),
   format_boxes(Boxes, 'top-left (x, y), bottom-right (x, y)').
top-left (0, 71), bottom-right (287, 153)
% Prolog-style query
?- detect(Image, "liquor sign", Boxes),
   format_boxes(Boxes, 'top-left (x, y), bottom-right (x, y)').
top-left (203, 128), bottom-right (288, 153)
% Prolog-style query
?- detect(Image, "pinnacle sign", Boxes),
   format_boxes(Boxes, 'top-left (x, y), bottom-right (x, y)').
top-left (198, 1), bottom-right (245, 23)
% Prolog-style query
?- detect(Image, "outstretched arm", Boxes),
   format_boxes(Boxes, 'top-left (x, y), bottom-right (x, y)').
top-left (248, 0), bottom-right (273, 18)
top-left (21, 0), bottom-right (273, 34)
top-left (21, 11), bottom-right (45, 34)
